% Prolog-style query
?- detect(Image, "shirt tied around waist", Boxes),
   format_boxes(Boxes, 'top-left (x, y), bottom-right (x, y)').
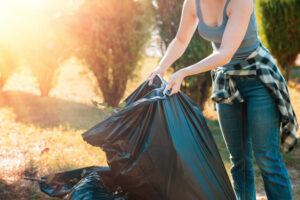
top-left (210, 42), bottom-right (299, 153)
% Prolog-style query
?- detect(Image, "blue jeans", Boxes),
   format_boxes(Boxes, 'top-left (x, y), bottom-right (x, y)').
top-left (216, 75), bottom-right (293, 200)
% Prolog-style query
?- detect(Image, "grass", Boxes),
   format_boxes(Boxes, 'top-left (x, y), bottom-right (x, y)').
top-left (0, 55), bottom-right (299, 199)
top-left (0, 100), bottom-right (107, 199)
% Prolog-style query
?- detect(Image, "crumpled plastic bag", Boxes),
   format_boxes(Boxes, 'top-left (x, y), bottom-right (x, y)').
top-left (82, 74), bottom-right (236, 200)
top-left (38, 166), bottom-right (128, 199)
top-left (65, 171), bottom-right (115, 200)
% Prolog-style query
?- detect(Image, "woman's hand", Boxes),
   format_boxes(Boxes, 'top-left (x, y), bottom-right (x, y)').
top-left (147, 66), bottom-right (166, 85)
top-left (163, 69), bottom-right (186, 96)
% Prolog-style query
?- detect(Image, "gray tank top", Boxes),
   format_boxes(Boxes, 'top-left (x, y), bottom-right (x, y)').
top-left (195, 0), bottom-right (260, 69)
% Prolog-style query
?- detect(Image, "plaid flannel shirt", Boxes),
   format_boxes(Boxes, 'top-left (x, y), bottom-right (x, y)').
top-left (210, 42), bottom-right (298, 153)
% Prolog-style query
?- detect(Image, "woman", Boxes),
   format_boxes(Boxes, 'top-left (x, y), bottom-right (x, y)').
top-left (147, 0), bottom-right (298, 199)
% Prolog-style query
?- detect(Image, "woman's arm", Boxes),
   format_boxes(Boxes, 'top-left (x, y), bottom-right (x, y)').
top-left (164, 0), bottom-right (253, 95)
top-left (148, 0), bottom-right (199, 85)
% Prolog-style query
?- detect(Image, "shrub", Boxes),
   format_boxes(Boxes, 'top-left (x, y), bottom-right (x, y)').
top-left (153, 0), bottom-right (213, 110)
top-left (21, 18), bottom-right (72, 97)
top-left (0, 44), bottom-right (18, 90)
top-left (259, 0), bottom-right (300, 82)
top-left (66, 0), bottom-right (153, 107)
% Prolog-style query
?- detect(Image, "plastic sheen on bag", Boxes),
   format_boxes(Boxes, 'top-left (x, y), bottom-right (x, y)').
top-left (37, 166), bottom-right (128, 199)
top-left (81, 74), bottom-right (236, 200)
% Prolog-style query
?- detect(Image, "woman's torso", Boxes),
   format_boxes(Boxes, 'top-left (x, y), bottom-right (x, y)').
top-left (195, 0), bottom-right (260, 69)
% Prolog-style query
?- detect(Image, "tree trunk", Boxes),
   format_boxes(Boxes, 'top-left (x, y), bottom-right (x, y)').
top-left (285, 63), bottom-right (293, 83)
top-left (181, 72), bottom-right (211, 111)
top-left (102, 93), bottom-right (121, 107)
top-left (40, 83), bottom-right (50, 96)
top-left (197, 73), bottom-right (211, 111)
top-left (0, 77), bottom-right (5, 91)
top-left (38, 76), bottom-right (53, 97)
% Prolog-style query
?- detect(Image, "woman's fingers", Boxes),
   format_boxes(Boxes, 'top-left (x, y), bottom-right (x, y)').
top-left (161, 70), bottom-right (184, 96)
top-left (163, 83), bottom-right (170, 95)
top-left (148, 73), bottom-right (155, 85)
top-left (148, 67), bottom-right (166, 86)
top-left (169, 87), bottom-right (176, 96)
top-left (165, 77), bottom-right (181, 96)
top-left (163, 80), bottom-right (174, 95)
top-left (169, 83), bottom-right (180, 96)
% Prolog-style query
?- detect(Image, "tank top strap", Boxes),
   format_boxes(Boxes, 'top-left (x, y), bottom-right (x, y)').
top-left (222, 0), bottom-right (230, 19)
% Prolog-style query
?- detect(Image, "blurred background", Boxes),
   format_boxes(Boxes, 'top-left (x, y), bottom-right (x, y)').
top-left (0, 0), bottom-right (299, 199)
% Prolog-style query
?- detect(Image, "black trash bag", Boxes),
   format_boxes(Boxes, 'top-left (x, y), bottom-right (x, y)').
top-left (65, 171), bottom-right (114, 200)
top-left (38, 166), bottom-right (105, 197)
top-left (82, 75), bottom-right (236, 200)
top-left (38, 166), bottom-right (128, 199)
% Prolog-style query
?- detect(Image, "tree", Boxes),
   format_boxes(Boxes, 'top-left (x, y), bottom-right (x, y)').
top-left (24, 29), bottom-right (71, 96)
top-left (18, 14), bottom-right (73, 97)
top-left (0, 44), bottom-right (18, 91)
top-left (259, 0), bottom-right (300, 82)
top-left (153, 0), bottom-right (213, 110)
top-left (64, 0), bottom-right (153, 107)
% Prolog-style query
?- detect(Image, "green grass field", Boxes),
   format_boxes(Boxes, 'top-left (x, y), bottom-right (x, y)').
top-left (0, 56), bottom-right (299, 199)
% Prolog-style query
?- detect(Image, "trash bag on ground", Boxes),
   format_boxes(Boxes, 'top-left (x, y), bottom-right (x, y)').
top-left (82, 74), bottom-right (236, 200)
top-left (38, 166), bottom-right (105, 198)
top-left (37, 166), bottom-right (128, 199)
top-left (65, 170), bottom-right (115, 200)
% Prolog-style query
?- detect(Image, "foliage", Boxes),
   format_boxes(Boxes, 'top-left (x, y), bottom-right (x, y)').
top-left (254, 0), bottom-right (267, 45)
top-left (91, 99), bottom-right (126, 119)
top-left (65, 0), bottom-right (153, 106)
top-left (153, 0), bottom-right (213, 110)
top-left (0, 44), bottom-right (18, 90)
top-left (23, 22), bottom-right (72, 96)
top-left (258, 0), bottom-right (300, 82)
